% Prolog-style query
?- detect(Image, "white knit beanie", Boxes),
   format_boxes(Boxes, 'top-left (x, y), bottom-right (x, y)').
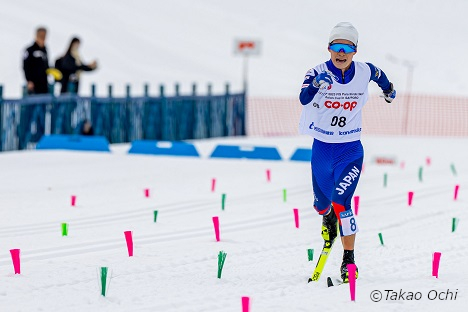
top-left (329, 22), bottom-right (359, 46)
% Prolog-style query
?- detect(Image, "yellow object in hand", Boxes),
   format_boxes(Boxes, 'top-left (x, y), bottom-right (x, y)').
top-left (46, 68), bottom-right (63, 81)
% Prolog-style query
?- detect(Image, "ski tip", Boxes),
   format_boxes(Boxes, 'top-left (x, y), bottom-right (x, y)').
top-left (308, 278), bottom-right (313, 283)
top-left (327, 276), bottom-right (334, 287)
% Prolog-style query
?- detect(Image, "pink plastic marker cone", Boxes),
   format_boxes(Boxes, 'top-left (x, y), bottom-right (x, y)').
top-left (400, 161), bottom-right (405, 169)
top-left (454, 185), bottom-right (460, 201)
top-left (124, 231), bottom-right (133, 257)
top-left (242, 296), bottom-right (250, 312)
top-left (212, 216), bottom-right (220, 242)
top-left (408, 191), bottom-right (414, 206)
top-left (10, 249), bottom-right (21, 274)
top-left (293, 208), bottom-right (299, 228)
top-left (211, 178), bottom-right (216, 192)
top-left (347, 263), bottom-right (356, 301)
top-left (353, 196), bottom-right (360, 216)
top-left (426, 157), bottom-right (431, 166)
top-left (432, 252), bottom-right (442, 278)
top-left (71, 195), bottom-right (77, 206)
top-left (266, 169), bottom-right (271, 182)
top-left (144, 188), bottom-right (150, 198)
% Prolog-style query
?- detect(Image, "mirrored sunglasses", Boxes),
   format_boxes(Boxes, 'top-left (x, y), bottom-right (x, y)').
top-left (329, 43), bottom-right (357, 53)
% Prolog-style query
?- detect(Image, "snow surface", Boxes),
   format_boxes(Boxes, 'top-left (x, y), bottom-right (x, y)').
top-left (0, 135), bottom-right (467, 311)
top-left (1, 0), bottom-right (468, 98)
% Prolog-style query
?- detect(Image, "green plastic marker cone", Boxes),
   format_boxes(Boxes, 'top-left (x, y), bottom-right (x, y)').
top-left (451, 163), bottom-right (457, 176)
top-left (217, 251), bottom-right (227, 278)
top-left (418, 166), bottom-right (423, 182)
top-left (383, 173), bottom-right (388, 188)
top-left (283, 189), bottom-right (287, 202)
top-left (153, 210), bottom-right (158, 223)
top-left (100, 267), bottom-right (108, 296)
top-left (221, 194), bottom-right (226, 211)
top-left (61, 223), bottom-right (68, 236)
top-left (307, 248), bottom-right (314, 261)
top-left (378, 232), bottom-right (384, 246)
top-left (452, 218), bottom-right (459, 233)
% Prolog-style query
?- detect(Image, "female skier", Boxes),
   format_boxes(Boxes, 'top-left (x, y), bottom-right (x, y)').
top-left (299, 22), bottom-right (396, 283)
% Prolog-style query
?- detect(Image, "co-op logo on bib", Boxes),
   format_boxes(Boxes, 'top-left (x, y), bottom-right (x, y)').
top-left (324, 100), bottom-right (357, 111)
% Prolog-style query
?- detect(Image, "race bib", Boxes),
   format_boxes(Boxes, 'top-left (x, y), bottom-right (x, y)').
top-left (298, 61), bottom-right (371, 143)
top-left (340, 210), bottom-right (359, 236)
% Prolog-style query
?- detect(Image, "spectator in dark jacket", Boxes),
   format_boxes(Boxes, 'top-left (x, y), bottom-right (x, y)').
top-left (23, 27), bottom-right (50, 94)
top-left (56, 37), bottom-right (97, 94)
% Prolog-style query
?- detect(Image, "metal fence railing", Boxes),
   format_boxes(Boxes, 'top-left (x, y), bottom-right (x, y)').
top-left (0, 85), bottom-right (246, 151)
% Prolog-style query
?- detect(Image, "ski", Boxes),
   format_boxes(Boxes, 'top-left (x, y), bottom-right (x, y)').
top-left (308, 241), bottom-right (334, 282)
top-left (308, 211), bottom-right (339, 283)
top-left (327, 276), bottom-right (344, 287)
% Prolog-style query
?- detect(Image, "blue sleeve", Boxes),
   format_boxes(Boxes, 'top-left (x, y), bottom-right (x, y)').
top-left (366, 63), bottom-right (392, 92)
top-left (299, 69), bottom-right (319, 105)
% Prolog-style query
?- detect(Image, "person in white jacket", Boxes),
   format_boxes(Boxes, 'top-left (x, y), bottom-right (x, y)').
top-left (299, 22), bottom-right (396, 283)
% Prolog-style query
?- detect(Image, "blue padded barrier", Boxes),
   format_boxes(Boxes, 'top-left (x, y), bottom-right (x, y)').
top-left (128, 140), bottom-right (199, 157)
top-left (210, 145), bottom-right (282, 160)
top-left (36, 135), bottom-right (110, 152)
top-left (290, 148), bottom-right (312, 162)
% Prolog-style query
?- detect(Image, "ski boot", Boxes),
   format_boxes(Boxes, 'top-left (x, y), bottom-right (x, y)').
top-left (340, 249), bottom-right (359, 283)
top-left (321, 208), bottom-right (338, 248)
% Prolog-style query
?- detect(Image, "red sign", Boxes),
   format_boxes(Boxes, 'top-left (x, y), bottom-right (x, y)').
top-left (234, 39), bottom-right (261, 56)
top-left (238, 41), bottom-right (255, 50)
top-left (374, 157), bottom-right (397, 165)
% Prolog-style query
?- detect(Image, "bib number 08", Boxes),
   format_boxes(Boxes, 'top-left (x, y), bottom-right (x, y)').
top-left (331, 116), bottom-right (347, 127)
